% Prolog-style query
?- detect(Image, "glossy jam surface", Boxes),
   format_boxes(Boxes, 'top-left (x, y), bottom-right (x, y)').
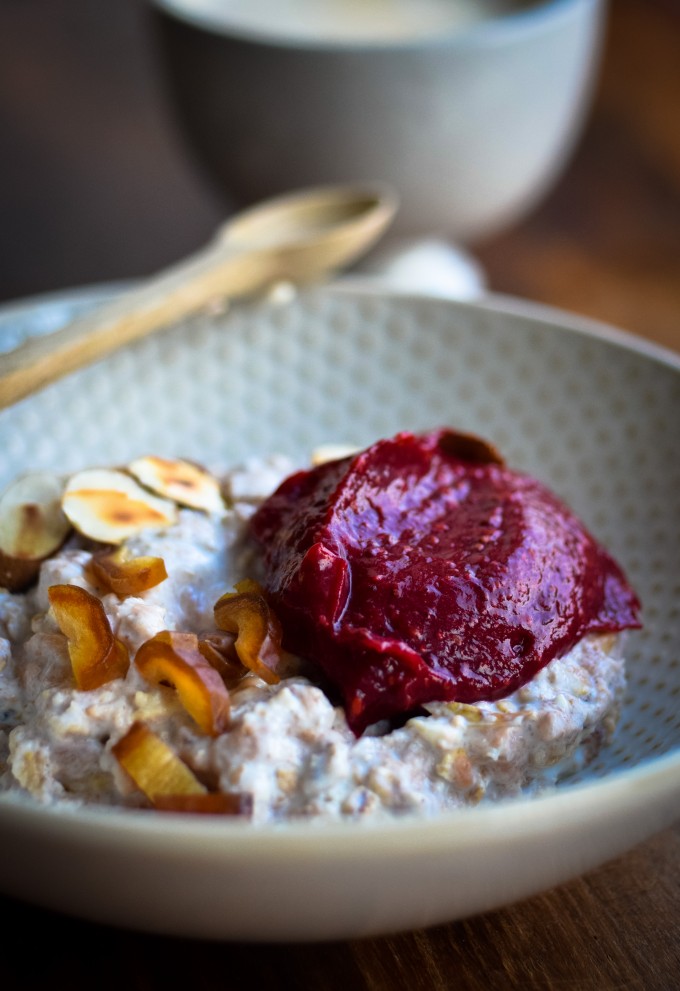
top-left (250, 430), bottom-right (641, 734)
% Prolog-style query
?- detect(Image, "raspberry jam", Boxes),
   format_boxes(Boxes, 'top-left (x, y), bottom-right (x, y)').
top-left (250, 430), bottom-right (641, 734)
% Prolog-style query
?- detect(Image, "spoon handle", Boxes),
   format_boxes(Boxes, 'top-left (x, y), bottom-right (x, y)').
top-left (0, 238), bottom-right (275, 411)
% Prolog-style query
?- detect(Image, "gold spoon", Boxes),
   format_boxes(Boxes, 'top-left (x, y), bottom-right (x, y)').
top-left (0, 183), bottom-right (398, 410)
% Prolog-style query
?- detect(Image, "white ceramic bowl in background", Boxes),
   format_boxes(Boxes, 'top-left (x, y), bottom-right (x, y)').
top-left (0, 283), bottom-right (678, 941)
top-left (147, 0), bottom-right (607, 239)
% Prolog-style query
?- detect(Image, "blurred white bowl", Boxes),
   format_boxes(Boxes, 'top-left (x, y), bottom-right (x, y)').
top-left (0, 282), bottom-right (678, 941)
top-left (148, 0), bottom-right (608, 239)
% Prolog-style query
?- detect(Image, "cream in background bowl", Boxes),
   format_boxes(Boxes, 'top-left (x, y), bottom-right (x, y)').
top-left (165, 0), bottom-right (529, 43)
top-left (149, 0), bottom-right (607, 238)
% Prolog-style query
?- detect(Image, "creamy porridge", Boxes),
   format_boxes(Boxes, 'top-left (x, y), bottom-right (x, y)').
top-left (0, 435), bottom-right (639, 822)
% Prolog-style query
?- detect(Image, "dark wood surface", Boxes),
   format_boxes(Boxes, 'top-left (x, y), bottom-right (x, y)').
top-left (0, 2), bottom-right (679, 988)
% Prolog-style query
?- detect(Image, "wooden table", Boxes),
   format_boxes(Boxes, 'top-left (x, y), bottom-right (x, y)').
top-left (0, 2), bottom-right (678, 987)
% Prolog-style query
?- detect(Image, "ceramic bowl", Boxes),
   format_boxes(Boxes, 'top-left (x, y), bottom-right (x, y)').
top-left (0, 283), bottom-right (678, 941)
top-left (147, 0), bottom-right (607, 239)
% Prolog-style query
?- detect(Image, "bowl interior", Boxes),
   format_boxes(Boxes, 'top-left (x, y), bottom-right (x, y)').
top-left (1, 285), bottom-right (679, 786)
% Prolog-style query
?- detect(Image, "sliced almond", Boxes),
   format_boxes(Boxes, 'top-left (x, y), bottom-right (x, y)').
top-left (62, 468), bottom-right (177, 544)
top-left (310, 444), bottom-right (360, 466)
top-left (0, 472), bottom-right (71, 591)
top-left (128, 456), bottom-right (224, 514)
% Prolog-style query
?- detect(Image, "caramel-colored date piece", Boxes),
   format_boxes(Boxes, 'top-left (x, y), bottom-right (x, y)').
top-left (214, 580), bottom-right (283, 685)
top-left (88, 548), bottom-right (167, 597)
top-left (48, 583), bottom-right (129, 690)
top-left (112, 722), bottom-right (252, 815)
top-left (153, 792), bottom-right (253, 816)
top-left (135, 630), bottom-right (231, 735)
top-left (112, 721), bottom-right (207, 800)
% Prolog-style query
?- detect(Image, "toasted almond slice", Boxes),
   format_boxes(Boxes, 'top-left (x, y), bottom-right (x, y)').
top-left (48, 583), bottom-right (130, 690)
top-left (135, 630), bottom-right (231, 736)
top-left (128, 456), bottom-right (224, 514)
top-left (310, 443), bottom-right (361, 466)
top-left (0, 472), bottom-right (71, 591)
top-left (88, 548), bottom-right (168, 597)
top-left (112, 722), bottom-right (207, 802)
top-left (62, 468), bottom-right (177, 544)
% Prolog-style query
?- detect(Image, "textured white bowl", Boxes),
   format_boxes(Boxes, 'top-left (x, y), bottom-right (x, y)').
top-left (0, 284), bottom-right (678, 941)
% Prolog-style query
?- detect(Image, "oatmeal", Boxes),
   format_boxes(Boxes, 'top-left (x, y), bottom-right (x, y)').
top-left (0, 434), bottom-right (640, 822)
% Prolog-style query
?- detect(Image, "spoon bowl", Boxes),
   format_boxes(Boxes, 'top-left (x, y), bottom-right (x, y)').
top-left (221, 183), bottom-right (396, 249)
top-left (0, 182), bottom-right (398, 410)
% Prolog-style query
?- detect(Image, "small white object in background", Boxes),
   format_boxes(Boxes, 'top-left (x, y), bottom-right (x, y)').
top-left (352, 238), bottom-right (486, 299)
